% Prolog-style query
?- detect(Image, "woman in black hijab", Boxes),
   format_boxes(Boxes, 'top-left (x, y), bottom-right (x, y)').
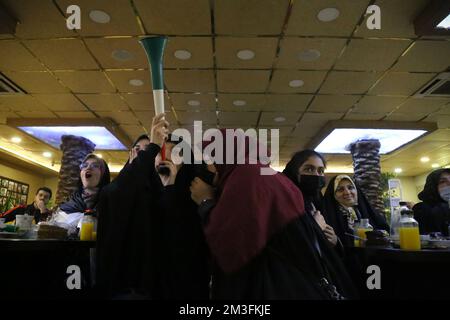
top-left (413, 168), bottom-right (450, 235)
top-left (283, 150), bottom-right (339, 248)
top-left (59, 153), bottom-right (110, 213)
top-left (323, 175), bottom-right (389, 247)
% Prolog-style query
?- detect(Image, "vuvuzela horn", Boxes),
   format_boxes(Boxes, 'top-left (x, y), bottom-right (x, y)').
top-left (139, 36), bottom-right (168, 160)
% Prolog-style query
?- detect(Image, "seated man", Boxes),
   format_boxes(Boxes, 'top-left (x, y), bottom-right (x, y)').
top-left (1, 187), bottom-right (52, 223)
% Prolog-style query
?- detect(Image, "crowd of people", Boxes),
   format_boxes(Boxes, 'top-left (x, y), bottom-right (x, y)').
top-left (1, 113), bottom-right (450, 299)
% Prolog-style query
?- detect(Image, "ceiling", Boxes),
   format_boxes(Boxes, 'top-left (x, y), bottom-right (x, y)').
top-left (0, 0), bottom-right (449, 176)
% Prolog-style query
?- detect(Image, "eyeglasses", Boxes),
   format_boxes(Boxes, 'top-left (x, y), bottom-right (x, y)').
top-left (80, 162), bottom-right (102, 170)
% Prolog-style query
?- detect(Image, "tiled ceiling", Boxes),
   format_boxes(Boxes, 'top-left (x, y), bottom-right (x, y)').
top-left (0, 0), bottom-right (449, 176)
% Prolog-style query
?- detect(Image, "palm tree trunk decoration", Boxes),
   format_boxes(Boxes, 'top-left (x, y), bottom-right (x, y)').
top-left (348, 139), bottom-right (385, 217)
top-left (56, 135), bottom-right (95, 205)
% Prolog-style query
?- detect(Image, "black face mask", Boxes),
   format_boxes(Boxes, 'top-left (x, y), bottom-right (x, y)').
top-left (297, 174), bottom-right (326, 196)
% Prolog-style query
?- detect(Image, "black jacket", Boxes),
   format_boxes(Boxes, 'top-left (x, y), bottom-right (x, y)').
top-left (1, 204), bottom-right (46, 223)
top-left (96, 143), bottom-right (209, 299)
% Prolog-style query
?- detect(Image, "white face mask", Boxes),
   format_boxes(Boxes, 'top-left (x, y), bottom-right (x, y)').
top-left (439, 185), bottom-right (450, 202)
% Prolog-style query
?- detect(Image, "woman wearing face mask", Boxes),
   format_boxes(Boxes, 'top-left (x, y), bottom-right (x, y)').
top-left (283, 150), bottom-right (339, 248)
top-left (59, 154), bottom-right (110, 213)
top-left (190, 131), bottom-right (356, 299)
top-left (413, 169), bottom-right (450, 235)
top-left (323, 175), bottom-right (389, 247)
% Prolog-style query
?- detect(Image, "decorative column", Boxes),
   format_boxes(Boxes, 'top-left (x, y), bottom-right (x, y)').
top-left (348, 139), bottom-right (385, 217)
top-left (56, 135), bottom-right (96, 205)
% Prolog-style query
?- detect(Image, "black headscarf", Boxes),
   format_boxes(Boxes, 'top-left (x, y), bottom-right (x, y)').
top-left (418, 169), bottom-right (450, 205)
top-left (59, 154), bottom-right (111, 213)
top-left (323, 175), bottom-right (388, 246)
top-left (283, 149), bottom-right (327, 213)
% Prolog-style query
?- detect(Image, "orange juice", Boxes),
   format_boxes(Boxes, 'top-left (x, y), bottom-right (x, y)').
top-left (92, 231), bottom-right (97, 241)
top-left (354, 228), bottom-right (371, 247)
top-left (399, 227), bottom-right (421, 250)
top-left (80, 222), bottom-right (94, 241)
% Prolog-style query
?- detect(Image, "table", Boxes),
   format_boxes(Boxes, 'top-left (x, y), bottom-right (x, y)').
top-left (0, 239), bottom-right (96, 299)
top-left (347, 246), bottom-right (450, 299)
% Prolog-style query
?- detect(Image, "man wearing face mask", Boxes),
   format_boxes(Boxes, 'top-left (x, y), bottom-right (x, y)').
top-left (283, 150), bottom-right (339, 248)
top-left (413, 168), bottom-right (450, 235)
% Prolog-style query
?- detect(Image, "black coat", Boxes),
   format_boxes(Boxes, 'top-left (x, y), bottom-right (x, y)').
top-left (413, 168), bottom-right (450, 235)
top-left (95, 143), bottom-right (209, 299)
top-left (211, 214), bottom-right (357, 300)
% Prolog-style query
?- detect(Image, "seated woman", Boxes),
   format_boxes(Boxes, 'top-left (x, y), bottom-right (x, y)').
top-left (190, 130), bottom-right (356, 299)
top-left (59, 154), bottom-right (110, 213)
top-left (323, 175), bottom-right (389, 247)
top-left (283, 150), bottom-right (339, 248)
top-left (413, 168), bottom-right (450, 235)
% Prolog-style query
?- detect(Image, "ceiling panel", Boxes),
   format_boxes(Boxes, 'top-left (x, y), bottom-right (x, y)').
top-left (320, 71), bottom-right (381, 94)
top-left (286, 0), bottom-right (370, 36)
top-left (259, 111), bottom-right (300, 126)
top-left (292, 112), bottom-right (343, 138)
top-left (269, 70), bottom-right (327, 93)
top-left (0, 40), bottom-right (46, 71)
top-left (165, 37), bottom-right (214, 68)
top-left (217, 70), bottom-right (270, 93)
top-left (166, 70), bottom-right (215, 92)
top-left (343, 112), bottom-right (385, 120)
top-left (392, 41), bottom-right (450, 73)
top-left (309, 95), bottom-right (361, 113)
top-left (393, 98), bottom-right (448, 114)
top-left (121, 93), bottom-right (160, 111)
top-left (134, 0), bottom-right (211, 35)
top-left (0, 95), bottom-right (50, 112)
top-left (257, 126), bottom-right (294, 138)
top-left (135, 111), bottom-right (177, 128)
top-left (176, 111), bottom-right (217, 125)
top-left (33, 93), bottom-right (87, 111)
top-left (84, 38), bottom-right (148, 69)
top-left (264, 94), bottom-right (313, 112)
top-left (215, 0), bottom-right (289, 35)
top-left (218, 111), bottom-right (259, 126)
top-left (369, 72), bottom-right (437, 96)
top-left (1, 0), bottom-right (75, 39)
top-left (3, 71), bottom-right (69, 93)
top-left (217, 94), bottom-right (265, 111)
top-left (16, 111), bottom-right (57, 118)
top-left (354, 0), bottom-right (430, 38)
top-left (106, 70), bottom-right (151, 93)
top-left (55, 71), bottom-right (116, 93)
top-left (352, 96), bottom-right (407, 114)
top-left (276, 38), bottom-right (347, 70)
top-left (24, 39), bottom-right (99, 70)
top-left (76, 94), bottom-right (130, 111)
top-left (335, 39), bottom-right (411, 71)
top-left (119, 124), bottom-right (146, 142)
top-left (170, 93), bottom-right (216, 111)
top-left (384, 113), bottom-right (427, 122)
top-left (216, 37), bottom-right (278, 69)
top-left (56, 0), bottom-right (142, 36)
top-left (97, 111), bottom-right (140, 125)
top-left (54, 111), bottom-right (96, 118)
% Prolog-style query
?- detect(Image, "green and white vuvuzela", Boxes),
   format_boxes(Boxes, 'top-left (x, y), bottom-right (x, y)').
top-left (139, 36), bottom-right (168, 160)
top-left (139, 36), bottom-right (168, 115)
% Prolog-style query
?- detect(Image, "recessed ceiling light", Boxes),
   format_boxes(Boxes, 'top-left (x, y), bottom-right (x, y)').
top-left (420, 157), bottom-right (430, 163)
top-left (274, 116), bottom-right (286, 123)
top-left (129, 79), bottom-right (144, 86)
top-left (394, 168), bottom-right (402, 174)
top-left (43, 152), bottom-right (52, 158)
top-left (174, 49), bottom-right (192, 60)
top-left (237, 49), bottom-right (255, 60)
top-left (111, 49), bottom-right (134, 61)
top-left (317, 8), bottom-right (340, 22)
top-left (315, 128), bottom-right (428, 154)
top-left (11, 137), bottom-right (21, 143)
top-left (89, 10), bottom-right (111, 24)
top-left (431, 163), bottom-right (440, 168)
top-left (233, 100), bottom-right (247, 106)
top-left (289, 79), bottom-right (304, 88)
top-left (298, 49), bottom-right (321, 62)
top-left (187, 100), bottom-right (200, 107)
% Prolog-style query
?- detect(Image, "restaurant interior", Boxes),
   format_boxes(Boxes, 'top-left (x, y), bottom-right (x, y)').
top-left (0, 0), bottom-right (449, 300)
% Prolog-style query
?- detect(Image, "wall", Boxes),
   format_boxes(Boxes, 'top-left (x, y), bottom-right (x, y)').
top-left (0, 161), bottom-right (57, 205)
